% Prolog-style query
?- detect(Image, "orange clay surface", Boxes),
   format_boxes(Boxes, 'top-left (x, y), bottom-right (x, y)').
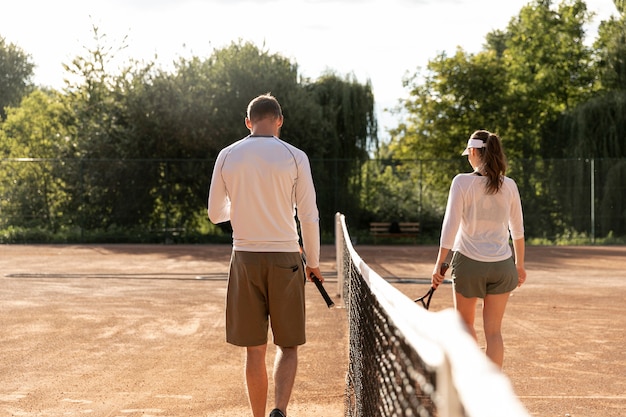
top-left (1, 244), bottom-right (625, 417)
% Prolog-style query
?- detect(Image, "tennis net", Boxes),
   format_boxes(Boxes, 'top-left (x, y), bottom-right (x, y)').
top-left (335, 212), bottom-right (530, 417)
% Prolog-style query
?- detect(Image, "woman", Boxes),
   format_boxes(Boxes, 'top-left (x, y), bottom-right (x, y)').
top-left (431, 130), bottom-right (526, 368)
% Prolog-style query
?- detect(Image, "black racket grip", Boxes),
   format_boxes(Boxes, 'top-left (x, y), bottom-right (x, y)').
top-left (429, 262), bottom-right (450, 293)
top-left (415, 263), bottom-right (450, 308)
top-left (310, 273), bottom-right (335, 308)
top-left (435, 262), bottom-right (450, 288)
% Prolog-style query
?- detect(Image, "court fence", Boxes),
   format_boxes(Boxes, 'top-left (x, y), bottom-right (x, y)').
top-left (0, 157), bottom-right (624, 243)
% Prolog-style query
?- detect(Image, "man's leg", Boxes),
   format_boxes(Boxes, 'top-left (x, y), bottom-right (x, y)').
top-left (273, 346), bottom-right (298, 415)
top-left (246, 344), bottom-right (268, 417)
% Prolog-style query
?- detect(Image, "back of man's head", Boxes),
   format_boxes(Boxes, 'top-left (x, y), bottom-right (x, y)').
top-left (247, 94), bottom-right (283, 122)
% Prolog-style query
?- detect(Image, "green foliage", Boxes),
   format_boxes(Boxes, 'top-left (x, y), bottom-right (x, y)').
top-left (1, 89), bottom-right (69, 158)
top-left (375, 0), bottom-right (626, 241)
top-left (503, 0), bottom-right (595, 159)
top-left (305, 73), bottom-right (377, 226)
top-left (50, 26), bottom-right (159, 231)
top-left (0, 36), bottom-right (34, 120)
top-left (599, 160), bottom-right (626, 236)
top-left (3, 1), bottom-right (626, 243)
top-left (551, 91), bottom-right (626, 158)
top-left (391, 0), bottom-right (595, 161)
top-left (594, 11), bottom-right (626, 90)
top-left (360, 160), bottom-right (421, 223)
top-left (527, 230), bottom-right (626, 245)
top-left (0, 29), bottom-right (377, 240)
top-left (542, 5), bottom-right (626, 239)
top-left (392, 48), bottom-right (509, 167)
top-left (0, 91), bottom-right (70, 232)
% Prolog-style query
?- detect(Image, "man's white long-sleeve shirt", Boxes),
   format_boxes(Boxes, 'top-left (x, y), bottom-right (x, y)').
top-left (208, 135), bottom-right (320, 268)
top-left (440, 173), bottom-right (524, 262)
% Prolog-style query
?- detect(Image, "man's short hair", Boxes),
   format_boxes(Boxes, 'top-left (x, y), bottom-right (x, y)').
top-left (247, 94), bottom-right (283, 121)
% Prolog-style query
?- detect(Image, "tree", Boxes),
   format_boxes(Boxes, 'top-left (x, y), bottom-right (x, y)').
top-left (120, 42), bottom-right (377, 232)
top-left (555, 2), bottom-right (626, 159)
top-left (305, 73), bottom-right (377, 225)
top-left (383, 46), bottom-right (509, 219)
top-left (392, 48), bottom-right (508, 159)
top-left (593, 10), bottom-right (626, 91)
top-left (115, 41), bottom-right (313, 233)
top-left (382, 0), bottom-right (600, 239)
top-left (20, 36), bottom-right (377, 237)
top-left (58, 25), bottom-right (161, 232)
top-left (546, 3), bottom-right (626, 237)
top-left (502, 0), bottom-right (596, 159)
top-left (0, 24), bottom-right (378, 240)
top-left (391, 0), bottom-right (594, 159)
top-left (0, 36), bottom-right (34, 120)
top-left (0, 90), bottom-right (69, 231)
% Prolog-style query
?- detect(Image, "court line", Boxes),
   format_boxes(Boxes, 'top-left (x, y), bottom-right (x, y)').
top-left (518, 395), bottom-right (626, 399)
top-left (4, 272), bottom-right (227, 281)
top-left (3, 272), bottom-right (339, 282)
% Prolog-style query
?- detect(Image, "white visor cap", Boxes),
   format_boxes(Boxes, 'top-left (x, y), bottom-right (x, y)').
top-left (461, 138), bottom-right (486, 155)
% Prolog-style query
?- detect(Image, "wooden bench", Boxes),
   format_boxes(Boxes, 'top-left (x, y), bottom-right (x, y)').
top-left (150, 227), bottom-right (185, 243)
top-left (369, 222), bottom-right (420, 241)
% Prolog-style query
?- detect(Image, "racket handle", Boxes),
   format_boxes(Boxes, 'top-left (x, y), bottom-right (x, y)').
top-left (310, 273), bottom-right (335, 309)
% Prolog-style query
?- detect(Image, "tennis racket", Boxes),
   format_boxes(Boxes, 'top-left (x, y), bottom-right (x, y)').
top-left (310, 272), bottom-right (335, 309)
top-left (299, 246), bottom-right (335, 309)
top-left (414, 262), bottom-right (449, 310)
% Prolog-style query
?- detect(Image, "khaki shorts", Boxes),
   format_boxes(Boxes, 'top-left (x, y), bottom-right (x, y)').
top-left (451, 251), bottom-right (518, 299)
top-left (226, 251), bottom-right (306, 347)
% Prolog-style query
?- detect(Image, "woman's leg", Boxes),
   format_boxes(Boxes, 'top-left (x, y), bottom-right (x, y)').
top-left (454, 292), bottom-right (478, 341)
top-left (482, 292), bottom-right (511, 368)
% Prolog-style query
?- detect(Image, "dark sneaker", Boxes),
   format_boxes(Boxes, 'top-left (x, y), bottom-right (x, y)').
top-left (269, 408), bottom-right (286, 417)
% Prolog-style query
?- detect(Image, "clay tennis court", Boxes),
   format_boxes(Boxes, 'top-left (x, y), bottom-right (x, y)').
top-left (1, 244), bottom-right (624, 416)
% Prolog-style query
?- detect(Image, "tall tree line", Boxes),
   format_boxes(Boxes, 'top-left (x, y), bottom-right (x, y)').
top-left (0, 32), bottom-right (376, 240)
top-left (2, 0), bottom-right (626, 242)
top-left (383, 0), bottom-right (626, 240)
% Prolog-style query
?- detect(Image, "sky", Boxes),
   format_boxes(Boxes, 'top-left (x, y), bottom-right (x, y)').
top-left (0, 0), bottom-right (619, 140)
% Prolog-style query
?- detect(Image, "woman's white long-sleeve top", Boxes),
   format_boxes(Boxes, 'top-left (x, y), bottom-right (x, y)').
top-left (440, 173), bottom-right (524, 262)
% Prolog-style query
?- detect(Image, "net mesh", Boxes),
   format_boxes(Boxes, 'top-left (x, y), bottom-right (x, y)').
top-left (335, 212), bottom-right (530, 417)
top-left (344, 258), bottom-right (440, 416)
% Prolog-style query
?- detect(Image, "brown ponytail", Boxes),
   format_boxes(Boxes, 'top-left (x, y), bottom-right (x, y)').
top-left (471, 130), bottom-right (507, 194)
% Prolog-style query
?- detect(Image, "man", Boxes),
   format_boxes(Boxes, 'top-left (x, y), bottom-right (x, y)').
top-left (208, 94), bottom-right (322, 417)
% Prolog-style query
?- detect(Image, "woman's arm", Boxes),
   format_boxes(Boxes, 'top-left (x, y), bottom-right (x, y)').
top-left (512, 237), bottom-right (526, 287)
